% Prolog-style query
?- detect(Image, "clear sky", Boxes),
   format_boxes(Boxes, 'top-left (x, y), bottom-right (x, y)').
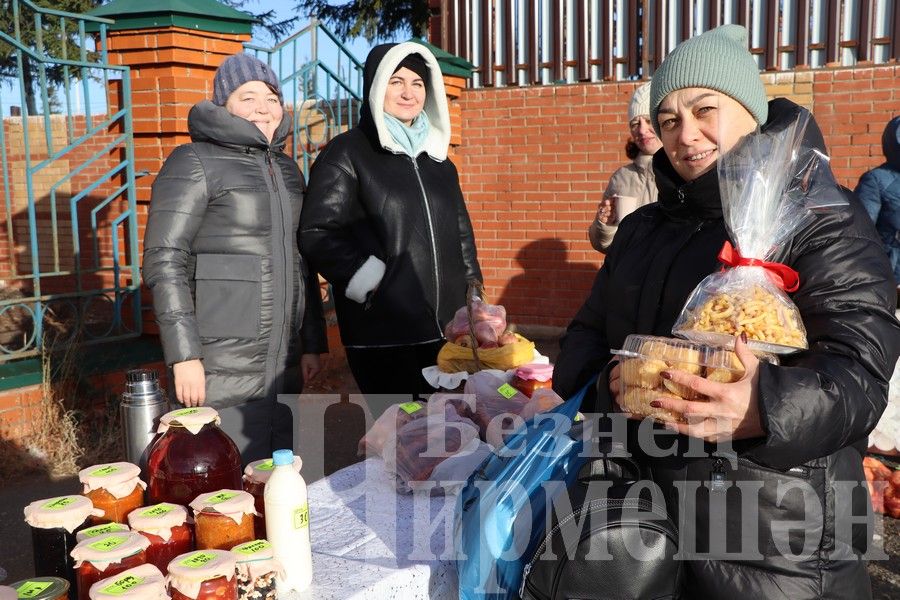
top-left (0, 0), bottom-right (399, 115)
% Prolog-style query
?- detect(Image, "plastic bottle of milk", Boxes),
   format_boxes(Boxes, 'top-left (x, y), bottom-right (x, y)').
top-left (264, 448), bottom-right (312, 593)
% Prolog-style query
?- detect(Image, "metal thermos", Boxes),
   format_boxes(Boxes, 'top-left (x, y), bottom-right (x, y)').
top-left (120, 369), bottom-right (169, 470)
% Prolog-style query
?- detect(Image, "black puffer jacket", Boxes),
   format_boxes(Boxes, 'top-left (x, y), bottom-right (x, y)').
top-left (143, 102), bottom-right (327, 408)
top-left (555, 99), bottom-right (900, 599)
top-left (300, 42), bottom-right (481, 347)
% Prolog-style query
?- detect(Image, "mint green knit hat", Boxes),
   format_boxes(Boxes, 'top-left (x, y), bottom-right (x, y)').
top-left (649, 24), bottom-right (768, 135)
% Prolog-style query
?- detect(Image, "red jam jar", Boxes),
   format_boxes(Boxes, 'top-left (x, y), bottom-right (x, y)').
top-left (86, 564), bottom-right (166, 600)
top-left (9, 577), bottom-right (71, 600)
top-left (242, 456), bottom-right (300, 539)
top-left (78, 463), bottom-right (146, 525)
top-left (24, 495), bottom-right (103, 595)
top-left (189, 491), bottom-right (257, 551)
top-left (146, 407), bottom-right (241, 507)
top-left (127, 503), bottom-right (194, 575)
top-left (167, 550), bottom-right (237, 600)
top-left (70, 532), bottom-right (149, 600)
top-left (511, 363), bottom-right (554, 398)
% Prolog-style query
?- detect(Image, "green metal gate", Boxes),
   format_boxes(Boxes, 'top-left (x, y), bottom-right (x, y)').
top-left (0, 0), bottom-right (141, 362)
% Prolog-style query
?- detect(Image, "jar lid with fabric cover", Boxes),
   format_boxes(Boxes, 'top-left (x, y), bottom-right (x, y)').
top-left (88, 564), bottom-right (167, 600)
top-left (70, 532), bottom-right (151, 570)
top-left (24, 495), bottom-right (103, 532)
top-left (76, 522), bottom-right (132, 543)
top-left (166, 550), bottom-right (237, 599)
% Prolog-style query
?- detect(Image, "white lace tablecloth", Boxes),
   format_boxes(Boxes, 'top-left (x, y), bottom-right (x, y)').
top-left (284, 457), bottom-right (460, 599)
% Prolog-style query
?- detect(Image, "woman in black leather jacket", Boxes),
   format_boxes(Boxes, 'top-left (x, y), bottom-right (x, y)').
top-left (300, 43), bottom-right (482, 399)
top-left (554, 25), bottom-right (900, 599)
top-left (143, 54), bottom-right (327, 462)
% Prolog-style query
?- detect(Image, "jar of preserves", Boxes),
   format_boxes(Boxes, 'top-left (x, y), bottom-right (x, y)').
top-left (127, 503), bottom-right (193, 574)
top-left (8, 577), bottom-right (70, 600)
top-left (87, 564), bottom-right (166, 600)
top-left (146, 407), bottom-right (241, 507)
top-left (78, 463), bottom-right (146, 525)
top-left (70, 532), bottom-right (149, 600)
top-left (166, 550), bottom-right (237, 600)
top-left (230, 540), bottom-right (283, 600)
top-left (242, 456), bottom-right (300, 539)
top-left (511, 363), bottom-right (554, 398)
top-left (24, 495), bottom-right (103, 593)
top-left (75, 523), bottom-right (131, 544)
top-left (189, 491), bottom-right (256, 551)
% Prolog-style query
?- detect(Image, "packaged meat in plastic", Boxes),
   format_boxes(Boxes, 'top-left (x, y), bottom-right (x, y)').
top-left (382, 405), bottom-right (480, 494)
top-left (463, 370), bottom-right (531, 445)
top-left (672, 111), bottom-right (847, 354)
top-left (443, 300), bottom-right (508, 346)
top-left (357, 400), bottom-right (427, 457)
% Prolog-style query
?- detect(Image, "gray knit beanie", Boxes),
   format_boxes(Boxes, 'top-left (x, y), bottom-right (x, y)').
top-left (649, 24), bottom-right (768, 135)
top-left (212, 53), bottom-right (283, 106)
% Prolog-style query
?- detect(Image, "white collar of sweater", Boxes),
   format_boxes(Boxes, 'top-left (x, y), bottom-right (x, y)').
top-left (367, 42), bottom-right (452, 162)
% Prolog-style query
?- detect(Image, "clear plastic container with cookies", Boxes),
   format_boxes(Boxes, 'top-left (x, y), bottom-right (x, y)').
top-left (613, 334), bottom-right (777, 424)
top-left (671, 111), bottom-right (847, 354)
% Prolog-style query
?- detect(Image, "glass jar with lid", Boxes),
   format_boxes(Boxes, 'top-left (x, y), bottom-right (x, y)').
top-left (242, 456), bottom-right (301, 539)
top-left (76, 523), bottom-right (131, 544)
top-left (127, 503), bottom-right (193, 574)
top-left (230, 540), bottom-right (283, 600)
top-left (86, 564), bottom-right (166, 600)
top-left (70, 532), bottom-right (149, 600)
top-left (24, 495), bottom-right (103, 592)
top-left (146, 407), bottom-right (241, 507)
top-left (166, 550), bottom-right (237, 600)
top-left (8, 577), bottom-right (70, 600)
top-left (510, 363), bottom-right (554, 398)
top-left (189, 491), bottom-right (256, 551)
top-left (78, 462), bottom-right (146, 525)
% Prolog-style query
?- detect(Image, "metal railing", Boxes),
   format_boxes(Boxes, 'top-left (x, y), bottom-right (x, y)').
top-left (246, 19), bottom-right (365, 176)
top-left (439, 0), bottom-right (900, 87)
top-left (0, 0), bottom-right (141, 361)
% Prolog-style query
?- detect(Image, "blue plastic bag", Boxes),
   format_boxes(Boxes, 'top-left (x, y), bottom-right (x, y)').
top-left (455, 380), bottom-right (594, 600)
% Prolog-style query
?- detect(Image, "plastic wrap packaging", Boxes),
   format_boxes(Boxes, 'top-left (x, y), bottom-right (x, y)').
top-left (463, 371), bottom-right (532, 446)
top-left (672, 111), bottom-right (847, 354)
top-left (614, 334), bottom-right (776, 423)
top-left (382, 405), bottom-right (480, 494)
top-left (356, 401), bottom-right (427, 457)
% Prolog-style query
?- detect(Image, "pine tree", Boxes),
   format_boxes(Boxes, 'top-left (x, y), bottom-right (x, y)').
top-left (296, 0), bottom-right (430, 42)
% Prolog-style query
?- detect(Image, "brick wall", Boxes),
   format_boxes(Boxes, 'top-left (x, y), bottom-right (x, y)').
top-left (455, 63), bottom-right (900, 328)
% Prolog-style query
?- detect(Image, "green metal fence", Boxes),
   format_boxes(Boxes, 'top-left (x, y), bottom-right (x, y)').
top-left (246, 19), bottom-right (364, 176)
top-left (0, 0), bottom-right (141, 362)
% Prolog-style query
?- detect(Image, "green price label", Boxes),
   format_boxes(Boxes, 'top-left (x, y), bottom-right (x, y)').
top-left (497, 383), bottom-right (518, 399)
top-left (100, 575), bottom-right (145, 596)
top-left (398, 402), bottom-right (423, 415)
top-left (139, 504), bottom-right (174, 518)
top-left (16, 581), bottom-right (52, 599)
top-left (41, 496), bottom-right (76, 510)
top-left (233, 539), bottom-right (271, 555)
top-left (255, 459), bottom-right (274, 471)
top-left (180, 552), bottom-right (216, 568)
top-left (88, 535), bottom-right (128, 552)
top-left (293, 504), bottom-right (309, 529)
top-left (574, 412), bottom-right (584, 422)
top-left (205, 491), bottom-right (237, 504)
top-left (90, 464), bottom-right (121, 477)
top-left (172, 408), bottom-right (200, 417)
top-left (80, 523), bottom-right (128, 538)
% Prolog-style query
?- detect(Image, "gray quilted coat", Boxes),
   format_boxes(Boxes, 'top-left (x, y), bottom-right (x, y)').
top-left (142, 101), bottom-right (327, 410)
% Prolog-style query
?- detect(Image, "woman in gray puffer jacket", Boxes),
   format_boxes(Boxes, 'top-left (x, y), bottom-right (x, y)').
top-left (143, 54), bottom-right (327, 462)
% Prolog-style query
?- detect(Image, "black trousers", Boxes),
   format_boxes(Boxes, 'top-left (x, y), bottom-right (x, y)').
top-left (345, 340), bottom-right (444, 400)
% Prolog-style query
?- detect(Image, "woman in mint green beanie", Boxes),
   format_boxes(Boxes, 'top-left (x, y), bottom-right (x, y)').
top-left (555, 24), bottom-right (898, 599)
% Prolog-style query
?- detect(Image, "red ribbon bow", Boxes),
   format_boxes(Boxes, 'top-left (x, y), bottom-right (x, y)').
top-left (717, 241), bottom-right (800, 293)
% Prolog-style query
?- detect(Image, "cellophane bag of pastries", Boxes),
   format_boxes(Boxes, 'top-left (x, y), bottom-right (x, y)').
top-left (672, 111), bottom-right (847, 353)
top-left (613, 334), bottom-right (776, 423)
